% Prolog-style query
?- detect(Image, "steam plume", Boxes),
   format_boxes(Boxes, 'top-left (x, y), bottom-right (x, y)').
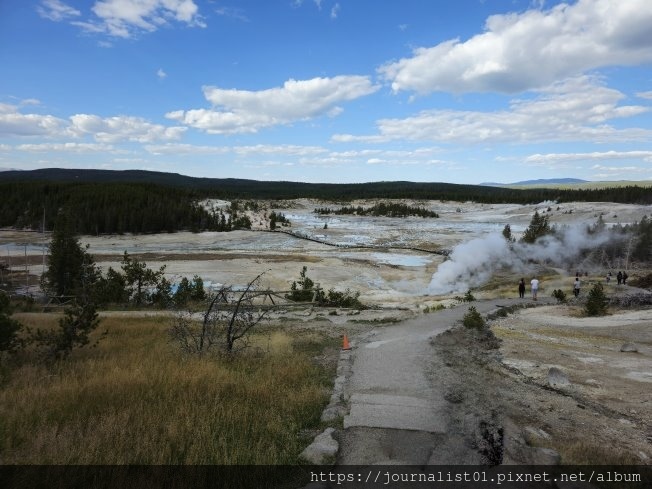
top-left (427, 226), bottom-right (611, 294)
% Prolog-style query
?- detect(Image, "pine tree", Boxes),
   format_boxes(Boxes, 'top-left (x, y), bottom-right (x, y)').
top-left (521, 211), bottom-right (552, 244)
top-left (42, 211), bottom-right (97, 299)
top-left (585, 282), bottom-right (608, 316)
top-left (502, 224), bottom-right (515, 242)
top-left (0, 291), bottom-right (22, 353)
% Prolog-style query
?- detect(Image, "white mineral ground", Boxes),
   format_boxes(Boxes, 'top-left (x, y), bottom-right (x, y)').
top-left (2, 199), bottom-right (651, 464)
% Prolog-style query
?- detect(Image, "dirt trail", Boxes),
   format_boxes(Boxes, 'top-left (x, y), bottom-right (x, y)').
top-left (336, 298), bottom-right (549, 465)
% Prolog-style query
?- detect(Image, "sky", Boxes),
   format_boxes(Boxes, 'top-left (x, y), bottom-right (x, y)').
top-left (1, 0), bottom-right (652, 184)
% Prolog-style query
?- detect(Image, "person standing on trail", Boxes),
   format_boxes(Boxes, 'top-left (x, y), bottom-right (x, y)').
top-left (518, 278), bottom-right (526, 298)
top-left (623, 272), bottom-right (628, 285)
top-left (530, 277), bottom-right (539, 301)
top-left (573, 277), bottom-right (581, 297)
top-left (617, 271), bottom-right (623, 285)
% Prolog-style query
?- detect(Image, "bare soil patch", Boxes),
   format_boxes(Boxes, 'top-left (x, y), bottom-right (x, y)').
top-left (433, 304), bottom-right (652, 464)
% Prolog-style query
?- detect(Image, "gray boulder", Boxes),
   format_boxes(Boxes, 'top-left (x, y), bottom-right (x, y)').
top-left (300, 428), bottom-right (338, 465)
top-left (548, 367), bottom-right (570, 388)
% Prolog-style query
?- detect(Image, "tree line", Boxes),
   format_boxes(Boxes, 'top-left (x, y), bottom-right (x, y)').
top-left (509, 211), bottom-right (652, 265)
top-left (0, 182), bottom-right (251, 234)
top-left (2, 169), bottom-right (652, 204)
top-left (314, 202), bottom-right (439, 218)
top-left (2, 177), bottom-right (652, 235)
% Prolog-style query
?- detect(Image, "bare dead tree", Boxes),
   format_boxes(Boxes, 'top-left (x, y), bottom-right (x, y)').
top-left (170, 271), bottom-right (273, 355)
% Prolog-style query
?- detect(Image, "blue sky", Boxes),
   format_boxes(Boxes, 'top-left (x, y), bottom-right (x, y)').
top-left (1, 0), bottom-right (652, 184)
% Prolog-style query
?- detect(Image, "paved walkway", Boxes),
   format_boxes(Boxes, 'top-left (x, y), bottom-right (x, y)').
top-left (337, 297), bottom-right (551, 465)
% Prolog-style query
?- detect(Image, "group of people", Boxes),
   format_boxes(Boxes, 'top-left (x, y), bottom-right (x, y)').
top-left (517, 270), bottom-right (630, 300)
top-left (517, 277), bottom-right (539, 300)
top-left (605, 271), bottom-right (628, 285)
top-left (616, 271), bottom-right (628, 285)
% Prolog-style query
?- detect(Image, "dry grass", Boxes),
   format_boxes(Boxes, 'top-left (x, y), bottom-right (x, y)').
top-left (0, 316), bottom-right (336, 464)
top-left (554, 440), bottom-right (641, 465)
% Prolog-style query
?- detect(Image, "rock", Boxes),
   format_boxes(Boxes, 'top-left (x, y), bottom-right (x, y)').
top-left (620, 342), bottom-right (639, 353)
top-left (300, 428), bottom-right (338, 465)
top-left (320, 405), bottom-right (346, 422)
top-left (547, 367), bottom-right (570, 387)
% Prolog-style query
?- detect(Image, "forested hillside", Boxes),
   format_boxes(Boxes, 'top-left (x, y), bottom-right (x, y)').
top-left (2, 169), bottom-right (652, 234)
top-left (0, 182), bottom-right (250, 234)
top-left (2, 168), bottom-right (652, 203)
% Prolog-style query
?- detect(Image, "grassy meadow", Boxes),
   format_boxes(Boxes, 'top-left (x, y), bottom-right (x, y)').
top-left (0, 314), bottom-right (338, 464)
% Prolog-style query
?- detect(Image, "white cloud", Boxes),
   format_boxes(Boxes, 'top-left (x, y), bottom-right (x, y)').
top-left (380, 0), bottom-right (652, 94)
top-left (69, 114), bottom-right (186, 142)
top-left (525, 150), bottom-right (652, 165)
top-left (297, 147), bottom-right (447, 167)
top-left (215, 7), bottom-right (249, 22)
top-left (0, 104), bottom-right (68, 137)
top-left (168, 76), bottom-right (379, 134)
top-left (143, 142), bottom-right (447, 169)
top-left (37, 0), bottom-right (81, 21)
top-left (144, 143), bottom-right (327, 156)
top-left (591, 164), bottom-right (650, 173)
top-left (330, 3), bottom-right (340, 19)
top-left (333, 76), bottom-right (651, 144)
top-left (157, 68), bottom-right (167, 79)
top-left (591, 164), bottom-right (652, 179)
top-left (16, 142), bottom-right (116, 153)
top-left (637, 91), bottom-right (652, 100)
top-left (0, 104), bottom-right (187, 143)
top-left (20, 98), bottom-right (42, 106)
top-left (40, 0), bottom-right (205, 39)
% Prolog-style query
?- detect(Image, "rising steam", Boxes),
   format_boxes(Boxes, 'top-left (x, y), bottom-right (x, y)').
top-left (427, 226), bottom-right (612, 294)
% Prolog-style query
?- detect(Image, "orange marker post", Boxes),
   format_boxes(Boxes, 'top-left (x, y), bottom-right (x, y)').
top-left (342, 334), bottom-right (352, 351)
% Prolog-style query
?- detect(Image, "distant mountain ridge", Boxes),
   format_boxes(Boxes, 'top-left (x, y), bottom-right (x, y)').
top-left (480, 178), bottom-right (588, 186)
top-left (0, 167), bottom-right (526, 200)
top-left (1, 169), bottom-right (587, 188)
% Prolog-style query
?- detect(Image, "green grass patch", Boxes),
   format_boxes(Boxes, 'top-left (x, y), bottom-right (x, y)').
top-left (0, 316), bottom-right (334, 464)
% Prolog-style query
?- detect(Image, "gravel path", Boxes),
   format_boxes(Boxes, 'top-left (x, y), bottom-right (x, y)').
top-left (337, 297), bottom-right (551, 465)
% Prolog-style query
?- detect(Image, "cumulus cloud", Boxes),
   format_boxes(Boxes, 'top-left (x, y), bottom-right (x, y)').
top-left (333, 76), bottom-right (651, 144)
top-left (0, 104), bottom-right (186, 144)
top-left (69, 114), bottom-right (186, 142)
top-left (380, 0), bottom-right (652, 94)
top-left (331, 3), bottom-right (340, 19)
top-left (168, 76), bottom-right (379, 134)
top-left (39, 0), bottom-right (204, 38)
top-left (157, 68), bottom-right (167, 79)
top-left (0, 104), bottom-right (68, 137)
